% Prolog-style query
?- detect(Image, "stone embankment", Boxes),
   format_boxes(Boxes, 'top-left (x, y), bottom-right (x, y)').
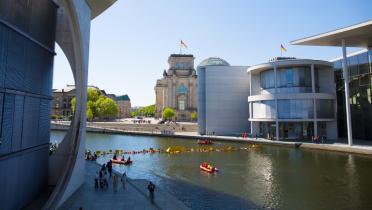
top-left (52, 121), bottom-right (197, 133)
top-left (51, 121), bottom-right (372, 156)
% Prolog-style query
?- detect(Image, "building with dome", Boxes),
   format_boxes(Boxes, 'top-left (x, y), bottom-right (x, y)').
top-left (155, 54), bottom-right (197, 121)
top-left (197, 57), bottom-right (250, 135)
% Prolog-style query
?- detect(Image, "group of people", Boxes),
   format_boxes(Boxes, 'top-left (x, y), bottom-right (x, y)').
top-left (312, 135), bottom-right (326, 143)
top-left (85, 151), bottom-right (98, 161)
top-left (95, 162), bottom-right (127, 192)
top-left (204, 131), bottom-right (216, 136)
top-left (94, 163), bottom-right (156, 202)
top-left (161, 130), bottom-right (175, 135)
top-left (133, 119), bottom-right (151, 124)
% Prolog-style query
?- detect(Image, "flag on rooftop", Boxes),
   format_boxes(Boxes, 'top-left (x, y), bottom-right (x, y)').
top-left (180, 40), bottom-right (188, 49)
top-left (280, 44), bottom-right (287, 52)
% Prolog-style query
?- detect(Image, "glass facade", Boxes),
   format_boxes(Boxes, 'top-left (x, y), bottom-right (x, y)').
top-left (279, 122), bottom-right (314, 140)
top-left (260, 66), bottom-right (317, 94)
top-left (252, 100), bottom-right (276, 119)
top-left (278, 99), bottom-right (314, 119)
top-left (333, 49), bottom-right (372, 140)
top-left (316, 99), bottom-right (334, 119)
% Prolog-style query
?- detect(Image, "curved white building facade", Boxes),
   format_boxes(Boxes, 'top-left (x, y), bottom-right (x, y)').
top-left (248, 58), bottom-right (338, 141)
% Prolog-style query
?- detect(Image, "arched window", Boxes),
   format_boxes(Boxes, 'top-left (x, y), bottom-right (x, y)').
top-left (178, 83), bottom-right (187, 94)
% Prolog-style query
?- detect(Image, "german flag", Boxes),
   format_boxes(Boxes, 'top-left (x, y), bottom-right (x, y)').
top-left (280, 44), bottom-right (287, 52)
top-left (180, 40), bottom-right (188, 49)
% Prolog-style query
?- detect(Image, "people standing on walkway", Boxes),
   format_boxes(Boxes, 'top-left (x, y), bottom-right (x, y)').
top-left (103, 171), bottom-right (108, 189)
top-left (147, 181), bottom-right (155, 203)
top-left (94, 171), bottom-right (99, 189)
top-left (113, 174), bottom-right (118, 192)
top-left (107, 160), bottom-right (113, 177)
top-left (121, 172), bottom-right (127, 190)
top-left (101, 163), bottom-right (106, 173)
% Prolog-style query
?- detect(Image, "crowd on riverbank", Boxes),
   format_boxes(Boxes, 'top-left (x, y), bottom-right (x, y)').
top-left (93, 159), bottom-right (157, 204)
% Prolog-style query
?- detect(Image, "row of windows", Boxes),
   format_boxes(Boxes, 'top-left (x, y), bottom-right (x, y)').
top-left (333, 50), bottom-right (372, 77)
top-left (250, 99), bottom-right (334, 119)
top-left (334, 51), bottom-right (372, 140)
top-left (260, 67), bottom-right (319, 93)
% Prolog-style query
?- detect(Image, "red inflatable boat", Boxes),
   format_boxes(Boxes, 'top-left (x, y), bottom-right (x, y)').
top-left (197, 140), bottom-right (213, 145)
top-left (200, 163), bottom-right (219, 173)
top-left (111, 158), bottom-right (132, 165)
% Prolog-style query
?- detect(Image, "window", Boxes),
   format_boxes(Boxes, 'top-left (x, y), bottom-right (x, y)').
top-left (252, 100), bottom-right (276, 119)
top-left (316, 99), bottom-right (334, 119)
top-left (285, 69), bottom-right (293, 86)
top-left (278, 99), bottom-right (314, 119)
top-left (260, 70), bottom-right (275, 89)
top-left (179, 100), bottom-right (185, 110)
top-left (178, 84), bottom-right (187, 94)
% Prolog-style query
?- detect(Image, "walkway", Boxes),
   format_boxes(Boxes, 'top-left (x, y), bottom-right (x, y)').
top-left (59, 161), bottom-right (189, 210)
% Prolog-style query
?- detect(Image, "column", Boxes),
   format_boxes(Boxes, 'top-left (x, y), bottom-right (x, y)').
top-left (341, 39), bottom-right (353, 146)
top-left (311, 64), bottom-right (318, 137)
top-left (274, 65), bottom-right (279, 141)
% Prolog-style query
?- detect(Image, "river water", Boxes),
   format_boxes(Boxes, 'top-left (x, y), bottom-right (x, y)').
top-left (51, 131), bottom-right (372, 210)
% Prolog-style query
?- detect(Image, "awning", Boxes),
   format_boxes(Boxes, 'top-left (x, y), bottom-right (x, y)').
top-left (290, 20), bottom-right (372, 48)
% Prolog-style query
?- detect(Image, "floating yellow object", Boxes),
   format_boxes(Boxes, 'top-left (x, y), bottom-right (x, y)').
top-left (166, 146), bottom-right (186, 153)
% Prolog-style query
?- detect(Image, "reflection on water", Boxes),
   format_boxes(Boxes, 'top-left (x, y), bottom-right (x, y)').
top-left (51, 131), bottom-right (372, 210)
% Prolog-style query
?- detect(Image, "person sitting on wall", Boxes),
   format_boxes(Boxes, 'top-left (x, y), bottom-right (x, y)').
top-left (113, 154), bottom-right (117, 160)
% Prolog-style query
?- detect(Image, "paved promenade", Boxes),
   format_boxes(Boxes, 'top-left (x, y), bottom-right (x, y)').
top-left (59, 161), bottom-right (189, 210)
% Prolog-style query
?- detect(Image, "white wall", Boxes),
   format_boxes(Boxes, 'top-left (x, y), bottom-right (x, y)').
top-left (201, 66), bottom-right (250, 136)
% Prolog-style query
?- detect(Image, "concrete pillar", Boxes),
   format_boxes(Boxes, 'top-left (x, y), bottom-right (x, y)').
top-left (368, 47), bottom-right (372, 73)
top-left (311, 64), bottom-right (318, 137)
top-left (274, 65), bottom-right (279, 141)
top-left (341, 39), bottom-right (353, 146)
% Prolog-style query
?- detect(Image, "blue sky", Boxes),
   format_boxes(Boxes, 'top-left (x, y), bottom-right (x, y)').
top-left (53, 0), bottom-right (372, 106)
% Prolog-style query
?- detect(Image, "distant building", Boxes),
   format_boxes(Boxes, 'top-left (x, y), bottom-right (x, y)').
top-left (52, 85), bottom-right (106, 117)
top-left (198, 57), bottom-right (250, 136)
top-left (155, 54), bottom-right (197, 121)
top-left (116, 94), bottom-right (132, 118)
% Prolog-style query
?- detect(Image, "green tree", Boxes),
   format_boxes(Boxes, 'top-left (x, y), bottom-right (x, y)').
top-left (191, 111), bottom-right (197, 121)
top-left (130, 110), bottom-right (138, 117)
top-left (139, 105), bottom-right (156, 117)
top-left (86, 107), bottom-right (93, 121)
top-left (162, 107), bottom-right (176, 120)
top-left (96, 96), bottom-right (119, 119)
top-left (71, 88), bottom-right (118, 120)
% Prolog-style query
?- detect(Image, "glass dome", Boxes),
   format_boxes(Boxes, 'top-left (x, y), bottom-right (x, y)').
top-left (198, 57), bottom-right (230, 67)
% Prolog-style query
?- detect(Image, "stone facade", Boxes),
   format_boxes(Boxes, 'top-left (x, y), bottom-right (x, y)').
top-left (52, 85), bottom-right (108, 118)
top-left (155, 54), bottom-right (197, 121)
top-left (116, 95), bottom-right (131, 118)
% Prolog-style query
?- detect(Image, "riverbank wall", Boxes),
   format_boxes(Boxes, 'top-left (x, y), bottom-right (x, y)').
top-left (51, 123), bottom-right (372, 156)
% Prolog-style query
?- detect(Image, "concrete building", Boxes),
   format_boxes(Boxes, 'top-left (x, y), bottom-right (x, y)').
top-left (198, 57), bottom-right (250, 136)
top-left (52, 84), bottom-right (110, 118)
top-left (155, 54), bottom-right (197, 121)
top-left (116, 94), bottom-right (131, 118)
top-left (291, 19), bottom-right (372, 144)
top-left (248, 57), bottom-right (338, 141)
top-left (0, 0), bottom-right (116, 209)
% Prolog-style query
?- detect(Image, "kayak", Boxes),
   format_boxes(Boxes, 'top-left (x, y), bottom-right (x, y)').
top-left (111, 158), bottom-right (132, 165)
top-left (197, 140), bottom-right (213, 145)
top-left (200, 164), bottom-right (219, 173)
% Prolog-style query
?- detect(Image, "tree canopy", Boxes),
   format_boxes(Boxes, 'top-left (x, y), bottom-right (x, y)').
top-left (162, 107), bottom-right (176, 120)
top-left (191, 111), bottom-right (197, 121)
top-left (131, 104), bottom-right (155, 117)
top-left (71, 88), bottom-right (118, 120)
